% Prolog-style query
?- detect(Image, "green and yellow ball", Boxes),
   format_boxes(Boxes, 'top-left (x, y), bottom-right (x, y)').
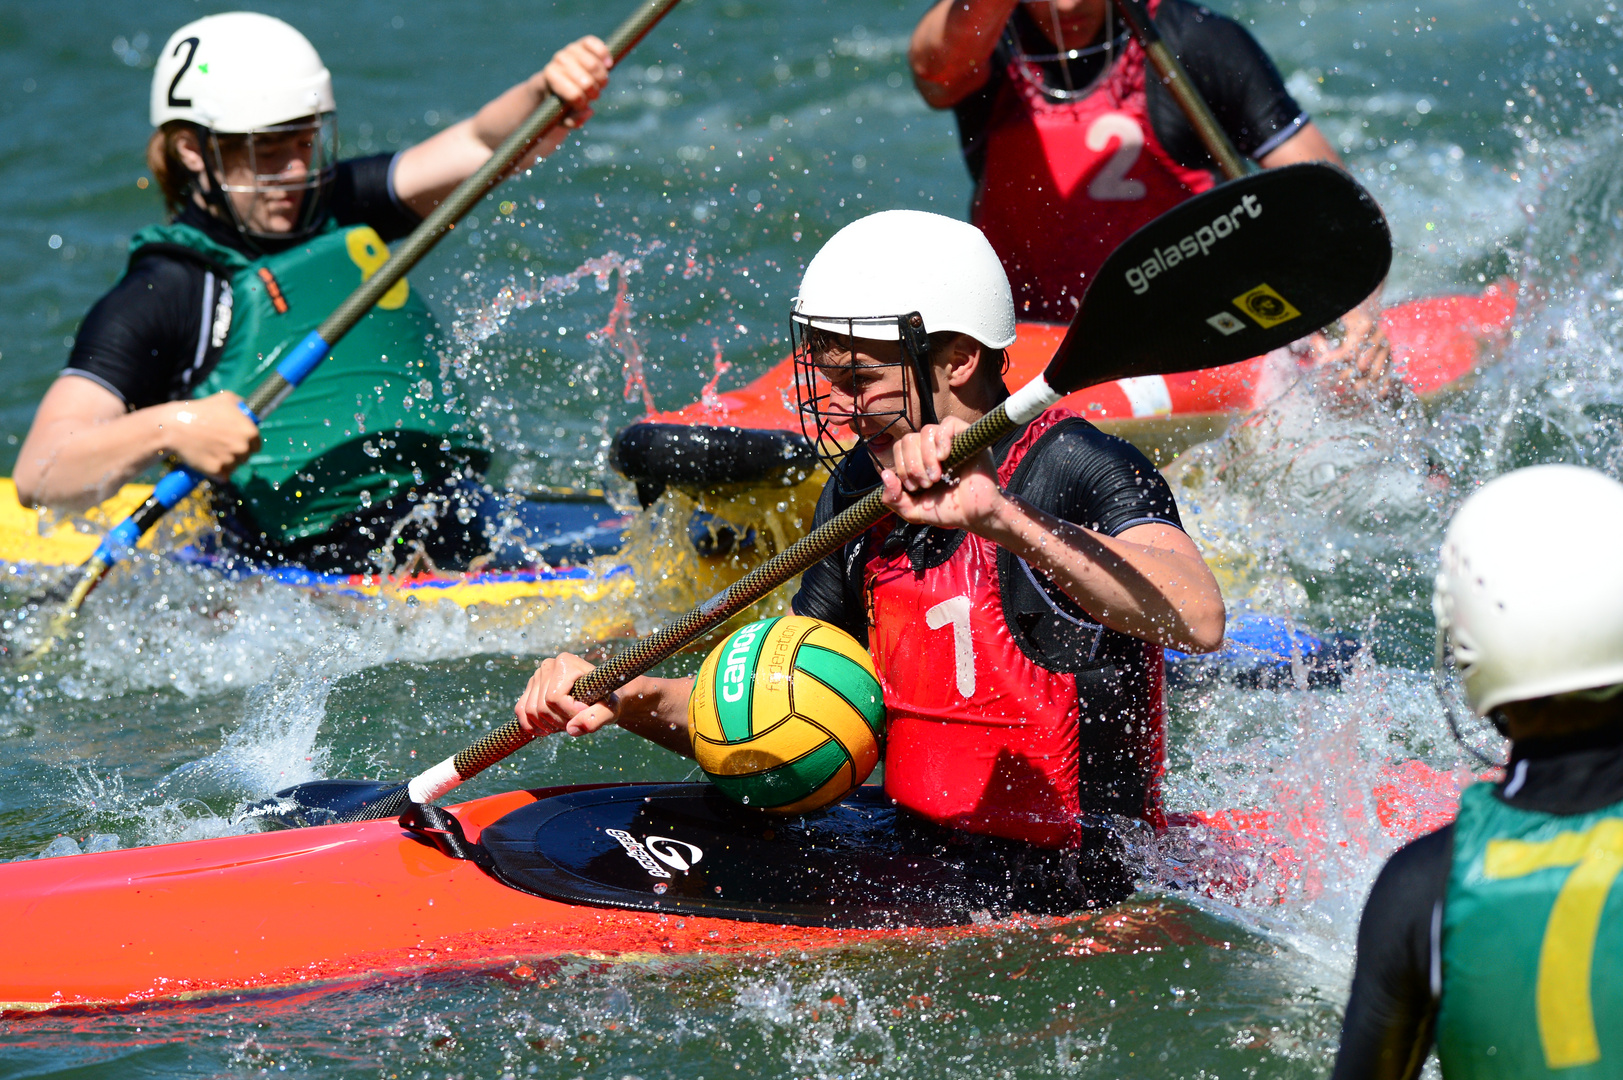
top-left (689, 615), bottom-right (885, 814)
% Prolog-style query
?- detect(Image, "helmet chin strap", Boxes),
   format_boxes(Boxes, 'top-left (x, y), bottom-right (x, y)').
top-left (899, 311), bottom-right (939, 428)
top-left (1046, 0), bottom-right (1076, 94)
top-left (1433, 626), bottom-right (1509, 768)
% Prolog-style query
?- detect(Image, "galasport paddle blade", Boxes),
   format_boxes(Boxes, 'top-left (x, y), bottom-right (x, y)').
top-left (1046, 162), bottom-right (1392, 395)
top-left (300, 162), bottom-right (1394, 827)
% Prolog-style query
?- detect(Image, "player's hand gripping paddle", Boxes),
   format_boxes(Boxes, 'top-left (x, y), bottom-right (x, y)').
top-left (259, 163), bottom-right (1392, 827)
top-left (14, 0), bottom-right (684, 666)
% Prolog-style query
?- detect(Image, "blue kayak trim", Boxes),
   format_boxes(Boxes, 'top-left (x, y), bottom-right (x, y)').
top-left (170, 545), bottom-right (634, 601)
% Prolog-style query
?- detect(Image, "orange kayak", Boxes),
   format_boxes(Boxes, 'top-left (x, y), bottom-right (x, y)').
top-left (0, 785), bottom-right (917, 1012)
top-left (0, 766), bottom-right (1469, 1012)
top-left (630, 285), bottom-right (1516, 468)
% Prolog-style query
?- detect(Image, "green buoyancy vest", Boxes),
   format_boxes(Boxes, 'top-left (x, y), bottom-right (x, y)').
top-left (1438, 782), bottom-right (1623, 1078)
top-left (129, 221), bottom-right (489, 544)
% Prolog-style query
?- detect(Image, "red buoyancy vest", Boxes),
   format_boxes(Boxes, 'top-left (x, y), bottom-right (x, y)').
top-left (866, 409), bottom-right (1167, 848)
top-left (972, 0), bottom-right (1217, 322)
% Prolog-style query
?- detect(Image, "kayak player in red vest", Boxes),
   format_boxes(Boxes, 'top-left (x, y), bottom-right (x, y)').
top-left (909, 0), bottom-right (1388, 384)
top-left (516, 210), bottom-right (1226, 907)
top-left (15, 13), bottom-right (610, 572)
top-left (1332, 464), bottom-right (1623, 1079)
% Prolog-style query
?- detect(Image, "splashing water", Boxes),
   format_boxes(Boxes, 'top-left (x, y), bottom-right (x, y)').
top-left (1116, 130), bottom-right (1623, 993)
top-left (154, 637), bottom-right (356, 799)
top-left (449, 245), bottom-right (660, 348)
top-left (599, 258), bottom-right (658, 416)
top-left (12, 2), bottom-right (1623, 1072)
top-left (450, 245), bottom-right (664, 417)
top-left (699, 337), bottom-right (733, 410)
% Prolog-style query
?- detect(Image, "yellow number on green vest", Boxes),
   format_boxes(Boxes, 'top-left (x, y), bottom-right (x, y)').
top-left (1485, 817), bottom-right (1623, 1069)
top-left (345, 226), bottom-right (409, 310)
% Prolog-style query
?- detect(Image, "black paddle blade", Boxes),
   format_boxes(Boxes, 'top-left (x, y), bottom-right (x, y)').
top-left (241, 779), bottom-right (405, 829)
top-left (1049, 163), bottom-right (1392, 394)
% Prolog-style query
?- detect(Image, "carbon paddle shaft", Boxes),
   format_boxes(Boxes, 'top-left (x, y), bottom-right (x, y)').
top-left (366, 402), bottom-right (1027, 818)
top-left (27, 0), bottom-right (685, 662)
top-left (1109, 0), bottom-right (1247, 181)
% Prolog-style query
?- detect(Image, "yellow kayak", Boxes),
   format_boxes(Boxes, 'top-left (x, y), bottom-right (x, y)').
top-left (0, 479), bottom-right (817, 645)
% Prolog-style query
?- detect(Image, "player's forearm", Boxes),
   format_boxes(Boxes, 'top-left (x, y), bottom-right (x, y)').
top-left (980, 496), bottom-right (1225, 653)
top-left (910, 0), bottom-right (1019, 108)
top-left (613, 675), bottom-right (696, 758)
top-left (14, 407), bottom-right (171, 510)
top-left (393, 78), bottom-right (560, 213)
top-left (393, 120), bottom-right (496, 216)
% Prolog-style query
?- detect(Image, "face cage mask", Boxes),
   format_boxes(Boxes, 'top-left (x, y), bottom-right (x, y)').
top-left (791, 311), bottom-right (936, 493)
top-left (201, 114), bottom-right (338, 247)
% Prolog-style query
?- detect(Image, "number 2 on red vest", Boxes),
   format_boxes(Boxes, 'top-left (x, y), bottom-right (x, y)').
top-left (1085, 114), bottom-right (1147, 201)
top-left (926, 595), bottom-right (976, 698)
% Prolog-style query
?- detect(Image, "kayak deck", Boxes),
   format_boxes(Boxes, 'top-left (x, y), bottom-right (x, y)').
top-left (0, 786), bottom-right (915, 1012)
top-left (0, 761), bottom-right (1468, 1012)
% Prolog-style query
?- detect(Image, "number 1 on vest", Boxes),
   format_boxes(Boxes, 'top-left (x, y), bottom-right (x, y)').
top-left (926, 595), bottom-right (976, 698)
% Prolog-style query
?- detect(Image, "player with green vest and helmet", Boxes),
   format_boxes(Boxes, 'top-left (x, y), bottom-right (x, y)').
top-left (15, 12), bottom-right (613, 571)
top-left (1333, 463), bottom-right (1623, 1079)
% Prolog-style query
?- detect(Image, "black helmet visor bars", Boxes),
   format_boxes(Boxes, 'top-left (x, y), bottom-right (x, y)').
top-left (197, 113), bottom-right (338, 249)
top-left (792, 310), bottom-right (936, 492)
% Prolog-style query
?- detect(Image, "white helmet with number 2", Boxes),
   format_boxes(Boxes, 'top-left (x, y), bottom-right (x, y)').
top-left (791, 210), bottom-right (1017, 349)
top-left (151, 13), bottom-right (335, 132)
top-left (1433, 464), bottom-right (1623, 714)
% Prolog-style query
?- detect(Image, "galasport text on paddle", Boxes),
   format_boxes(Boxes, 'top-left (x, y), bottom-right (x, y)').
top-left (22, 0), bottom-right (685, 664)
top-left (277, 163), bottom-right (1392, 825)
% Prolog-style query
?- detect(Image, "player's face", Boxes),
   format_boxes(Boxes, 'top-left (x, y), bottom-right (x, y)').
top-left (215, 124), bottom-right (320, 234)
top-left (814, 339), bottom-right (921, 469)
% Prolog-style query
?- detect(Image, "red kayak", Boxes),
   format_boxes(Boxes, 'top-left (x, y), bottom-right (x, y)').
top-left (0, 764), bottom-right (1469, 1012)
top-left (611, 286), bottom-right (1516, 493)
top-left (660, 286), bottom-right (1514, 434)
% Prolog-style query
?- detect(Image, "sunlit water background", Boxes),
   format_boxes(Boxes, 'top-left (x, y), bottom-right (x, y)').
top-left (3, 0), bottom-right (1623, 1074)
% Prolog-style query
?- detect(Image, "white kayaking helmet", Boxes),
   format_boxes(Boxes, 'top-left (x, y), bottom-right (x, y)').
top-left (151, 13), bottom-right (338, 244)
top-left (1433, 464), bottom-right (1623, 718)
top-left (791, 210), bottom-right (1017, 349)
top-left (790, 210), bottom-right (1017, 479)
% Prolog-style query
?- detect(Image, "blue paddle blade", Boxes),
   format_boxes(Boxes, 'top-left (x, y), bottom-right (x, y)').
top-left (1049, 162), bottom-right (1392, 394)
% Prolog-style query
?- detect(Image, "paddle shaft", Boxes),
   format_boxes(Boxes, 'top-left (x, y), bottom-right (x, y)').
top-left (386, 379), bottom-right (1063, 810)
top-left (1109, 0), bottom-right (1247, 182)
top-left (29, 0), bottom-right (684, 659)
